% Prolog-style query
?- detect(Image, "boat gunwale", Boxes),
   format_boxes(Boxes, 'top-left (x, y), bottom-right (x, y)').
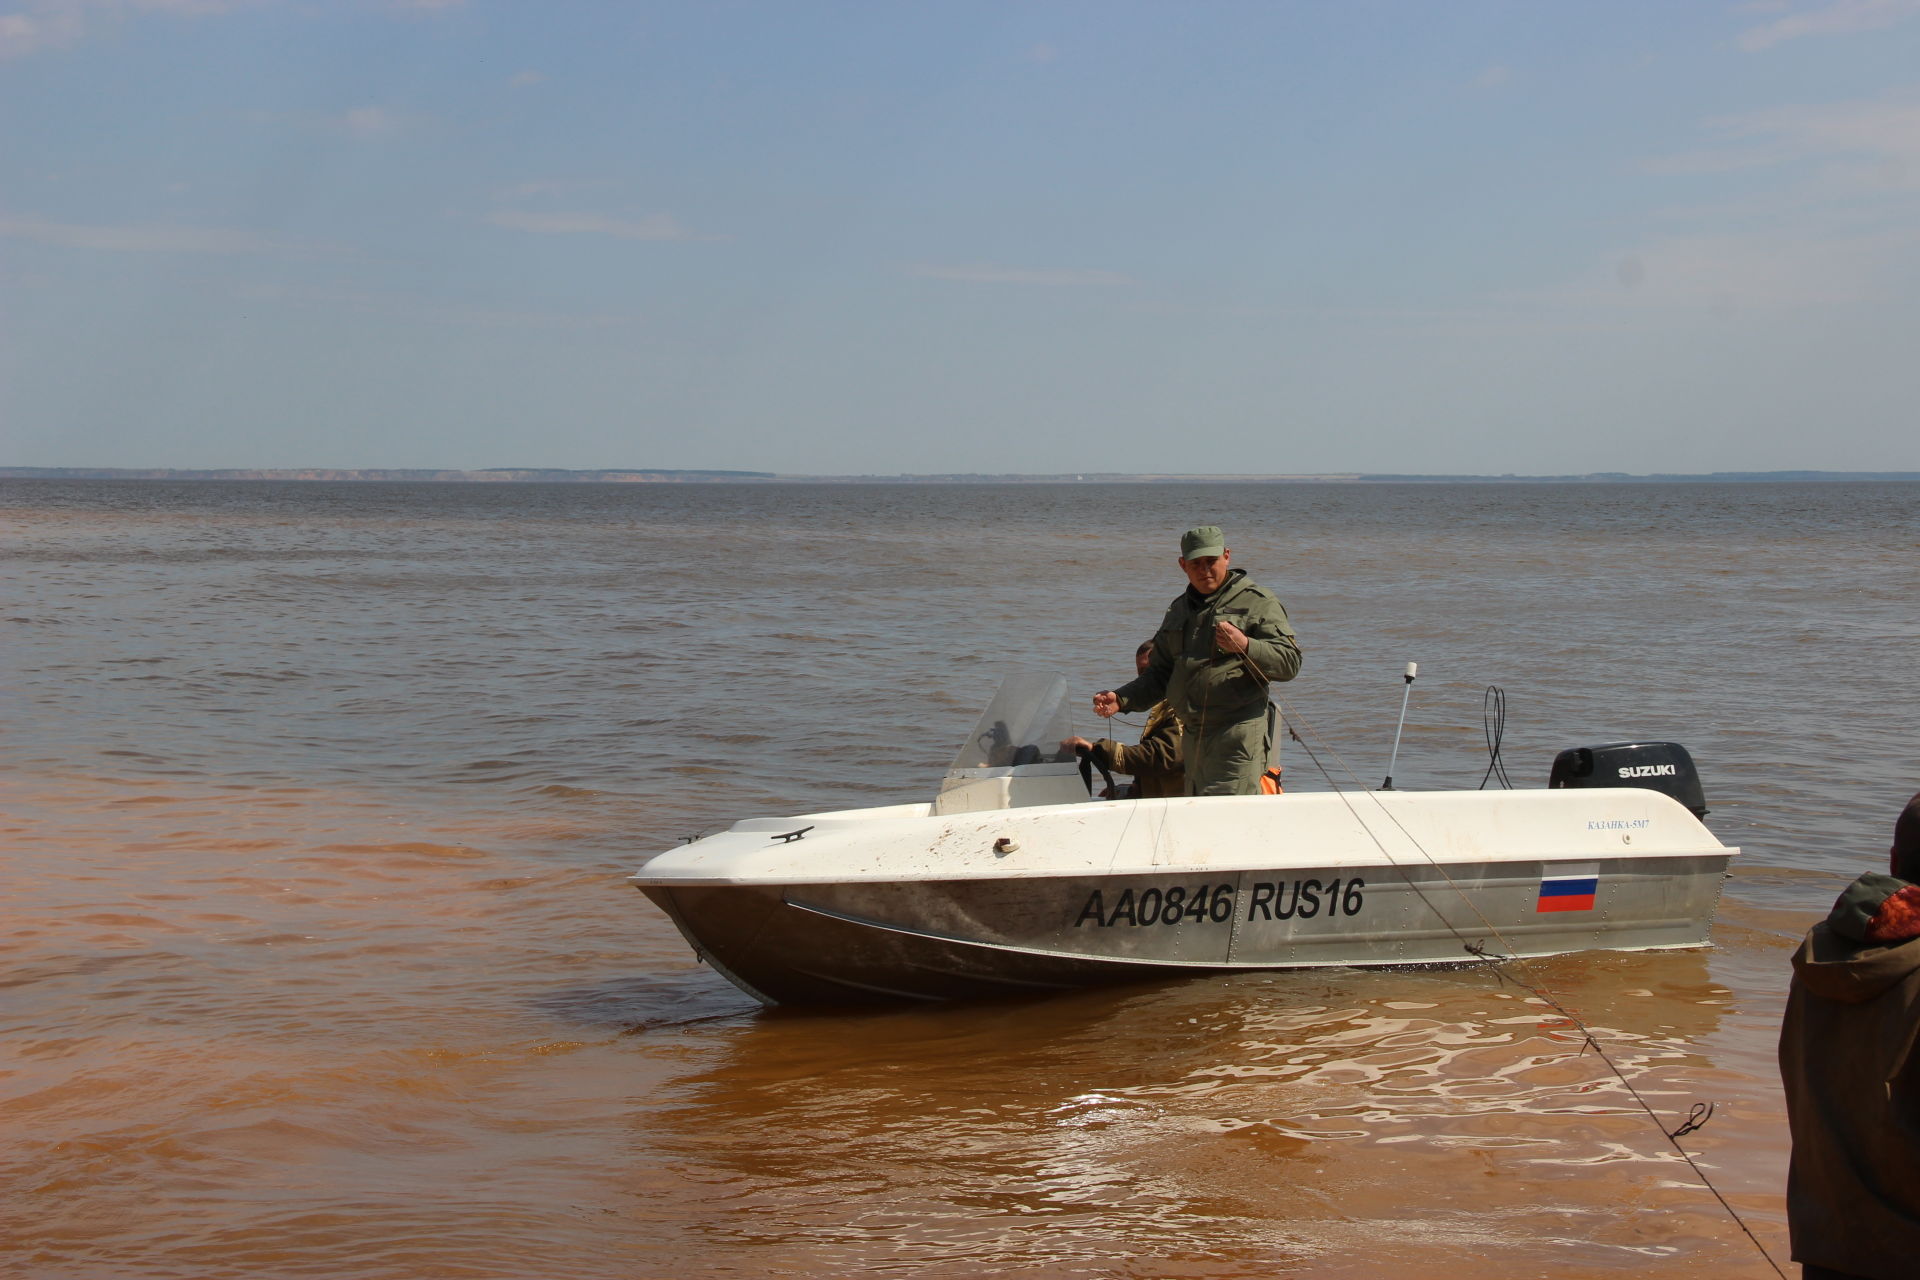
top-left (633, 785), bottom-right (1734, 887)
top-left (632, 845), bottom-right (1737, 888)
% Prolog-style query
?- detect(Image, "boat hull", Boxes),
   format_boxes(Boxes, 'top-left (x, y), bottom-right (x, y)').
top-left (641, 851), bottom-right (1729, 1005)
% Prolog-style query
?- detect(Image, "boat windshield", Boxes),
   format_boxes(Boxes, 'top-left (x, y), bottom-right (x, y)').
top-left (947, 671), bottom-right (1077, 772)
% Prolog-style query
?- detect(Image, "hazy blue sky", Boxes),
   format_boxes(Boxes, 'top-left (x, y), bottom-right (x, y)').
top-left (4, 1), bottom-right (1919, 474)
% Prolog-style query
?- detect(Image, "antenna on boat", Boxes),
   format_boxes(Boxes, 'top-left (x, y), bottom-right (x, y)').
top-left (1381, 662), bottom-right (1418, 791)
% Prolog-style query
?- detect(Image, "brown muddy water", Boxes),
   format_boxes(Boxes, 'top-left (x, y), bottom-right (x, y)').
top-left (4, 478), bottom-right (1917, 1278)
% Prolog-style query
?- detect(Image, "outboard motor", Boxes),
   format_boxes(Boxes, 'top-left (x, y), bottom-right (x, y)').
top-left (1548, 741), bottom-right (1707, 818)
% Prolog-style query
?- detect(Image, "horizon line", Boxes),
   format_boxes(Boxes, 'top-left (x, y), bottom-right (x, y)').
top-left (4, 465), bottom-right (1920, 485)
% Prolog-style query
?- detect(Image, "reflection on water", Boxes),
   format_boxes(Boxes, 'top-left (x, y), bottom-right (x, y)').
top-left (639, 955), bottom-right (1743, 1276)
top-left (9, 478), bottom-right (1911, 1275)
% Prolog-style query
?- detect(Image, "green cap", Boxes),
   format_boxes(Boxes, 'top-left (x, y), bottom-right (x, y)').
top-left (1180, 525), bottom-right (1226, 559)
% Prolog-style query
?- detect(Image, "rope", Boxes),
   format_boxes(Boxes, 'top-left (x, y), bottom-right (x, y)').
top-left (1275, 692), bottom-right (1785, 1279)
top-left (1464, 948), bottom-right (1779, 1274)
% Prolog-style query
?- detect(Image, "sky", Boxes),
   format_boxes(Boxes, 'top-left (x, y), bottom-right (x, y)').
top-left (4, 0), bottom-right (1920, 476)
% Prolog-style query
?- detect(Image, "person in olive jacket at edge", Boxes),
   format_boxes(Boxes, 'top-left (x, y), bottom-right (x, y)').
top-left (1092, 526), bottom-right (1301, 796)
top-left (1062, 640), bottom-right (1184, 799)
top-left (1779, 791), bottom-right (1920, 1280)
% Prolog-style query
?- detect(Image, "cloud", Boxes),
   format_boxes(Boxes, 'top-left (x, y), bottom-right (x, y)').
top-left (1647, 90), bottom-right (1920, 186)
top-left (332, 105), bottom-right (404, 137)
top-left (0, 0), bottom-right (443, 60)
top-left (131, 0), bottom-right (255, 12)
top-left (1601, 88), bottom-right (1920, 312)
top-left (508, 69), bottom-right (544, 88)
top-left (908, 263), bottom-right (1134, 286)
top-left (1737, 0), bottom-right (1920, 51)
top-left (492, 180), bottom-right (600, 202)
top-left (1, 0), bottom-right (256, 60)
top-left (485, 209), bottom-right (703, 241)
top-left (233, 103), bottom-right (421, 139)
top-left (0, 213), bottom-right (293, 253)
top-left (1641, 145), bottom-right (1794, 176)
top-left (234, 283), bottom-right (637, 332)
top-left (0, 3), bottom-right (87, 57)
top-left (1472, 65), bottom-right (1512, 89)
top-left (1543, 230), bottom-right (1916, 310)
top-left (1726, 94), bottom-right (1920, 169)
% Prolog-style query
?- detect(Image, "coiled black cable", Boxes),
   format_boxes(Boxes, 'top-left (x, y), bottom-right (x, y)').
top-left (1479, 684), bottom-right (1512, 790)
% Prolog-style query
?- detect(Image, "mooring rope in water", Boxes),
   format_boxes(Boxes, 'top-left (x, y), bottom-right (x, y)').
top-left (1272, 693), bottom-right (1787, 1279)
top-left (1460, 944), bottom-right (1781, 1275)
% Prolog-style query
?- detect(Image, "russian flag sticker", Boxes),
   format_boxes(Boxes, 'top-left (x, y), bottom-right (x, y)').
top-left (1537, 863), bottom-right (1599, 913)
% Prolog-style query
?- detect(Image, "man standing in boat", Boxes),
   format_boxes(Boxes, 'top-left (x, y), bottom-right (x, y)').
top-left (1092, 526), bottom-right (1301, 796)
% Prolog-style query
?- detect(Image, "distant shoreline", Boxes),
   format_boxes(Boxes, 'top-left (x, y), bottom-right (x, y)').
top-left (3, 466), bottom-right (1917, 485)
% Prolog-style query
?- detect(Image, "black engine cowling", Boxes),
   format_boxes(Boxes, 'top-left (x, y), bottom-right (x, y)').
top-left (1547, 741), bottom-right (1707, 818)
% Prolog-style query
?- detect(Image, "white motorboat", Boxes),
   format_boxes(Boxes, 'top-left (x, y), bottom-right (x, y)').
top-left (631, 673), bottom-right (1735, 1006)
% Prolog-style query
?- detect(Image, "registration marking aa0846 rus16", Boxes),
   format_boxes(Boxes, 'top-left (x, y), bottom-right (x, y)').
top-left (1074, 879), bottom-right (1367, 929)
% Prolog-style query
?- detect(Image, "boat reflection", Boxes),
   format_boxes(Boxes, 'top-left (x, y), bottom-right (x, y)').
top-left (616, 949), bottom-right (1743, 1274)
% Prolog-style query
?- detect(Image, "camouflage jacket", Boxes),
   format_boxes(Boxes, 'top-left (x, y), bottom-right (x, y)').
top-left (1114, 568), bottom-right (1301, 732)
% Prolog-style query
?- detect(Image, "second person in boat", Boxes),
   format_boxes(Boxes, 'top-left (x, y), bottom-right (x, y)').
top-left (1091, 525), bottom-right (1302, 796)
top-left (1062, 639), bottom-right (1185, 799)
